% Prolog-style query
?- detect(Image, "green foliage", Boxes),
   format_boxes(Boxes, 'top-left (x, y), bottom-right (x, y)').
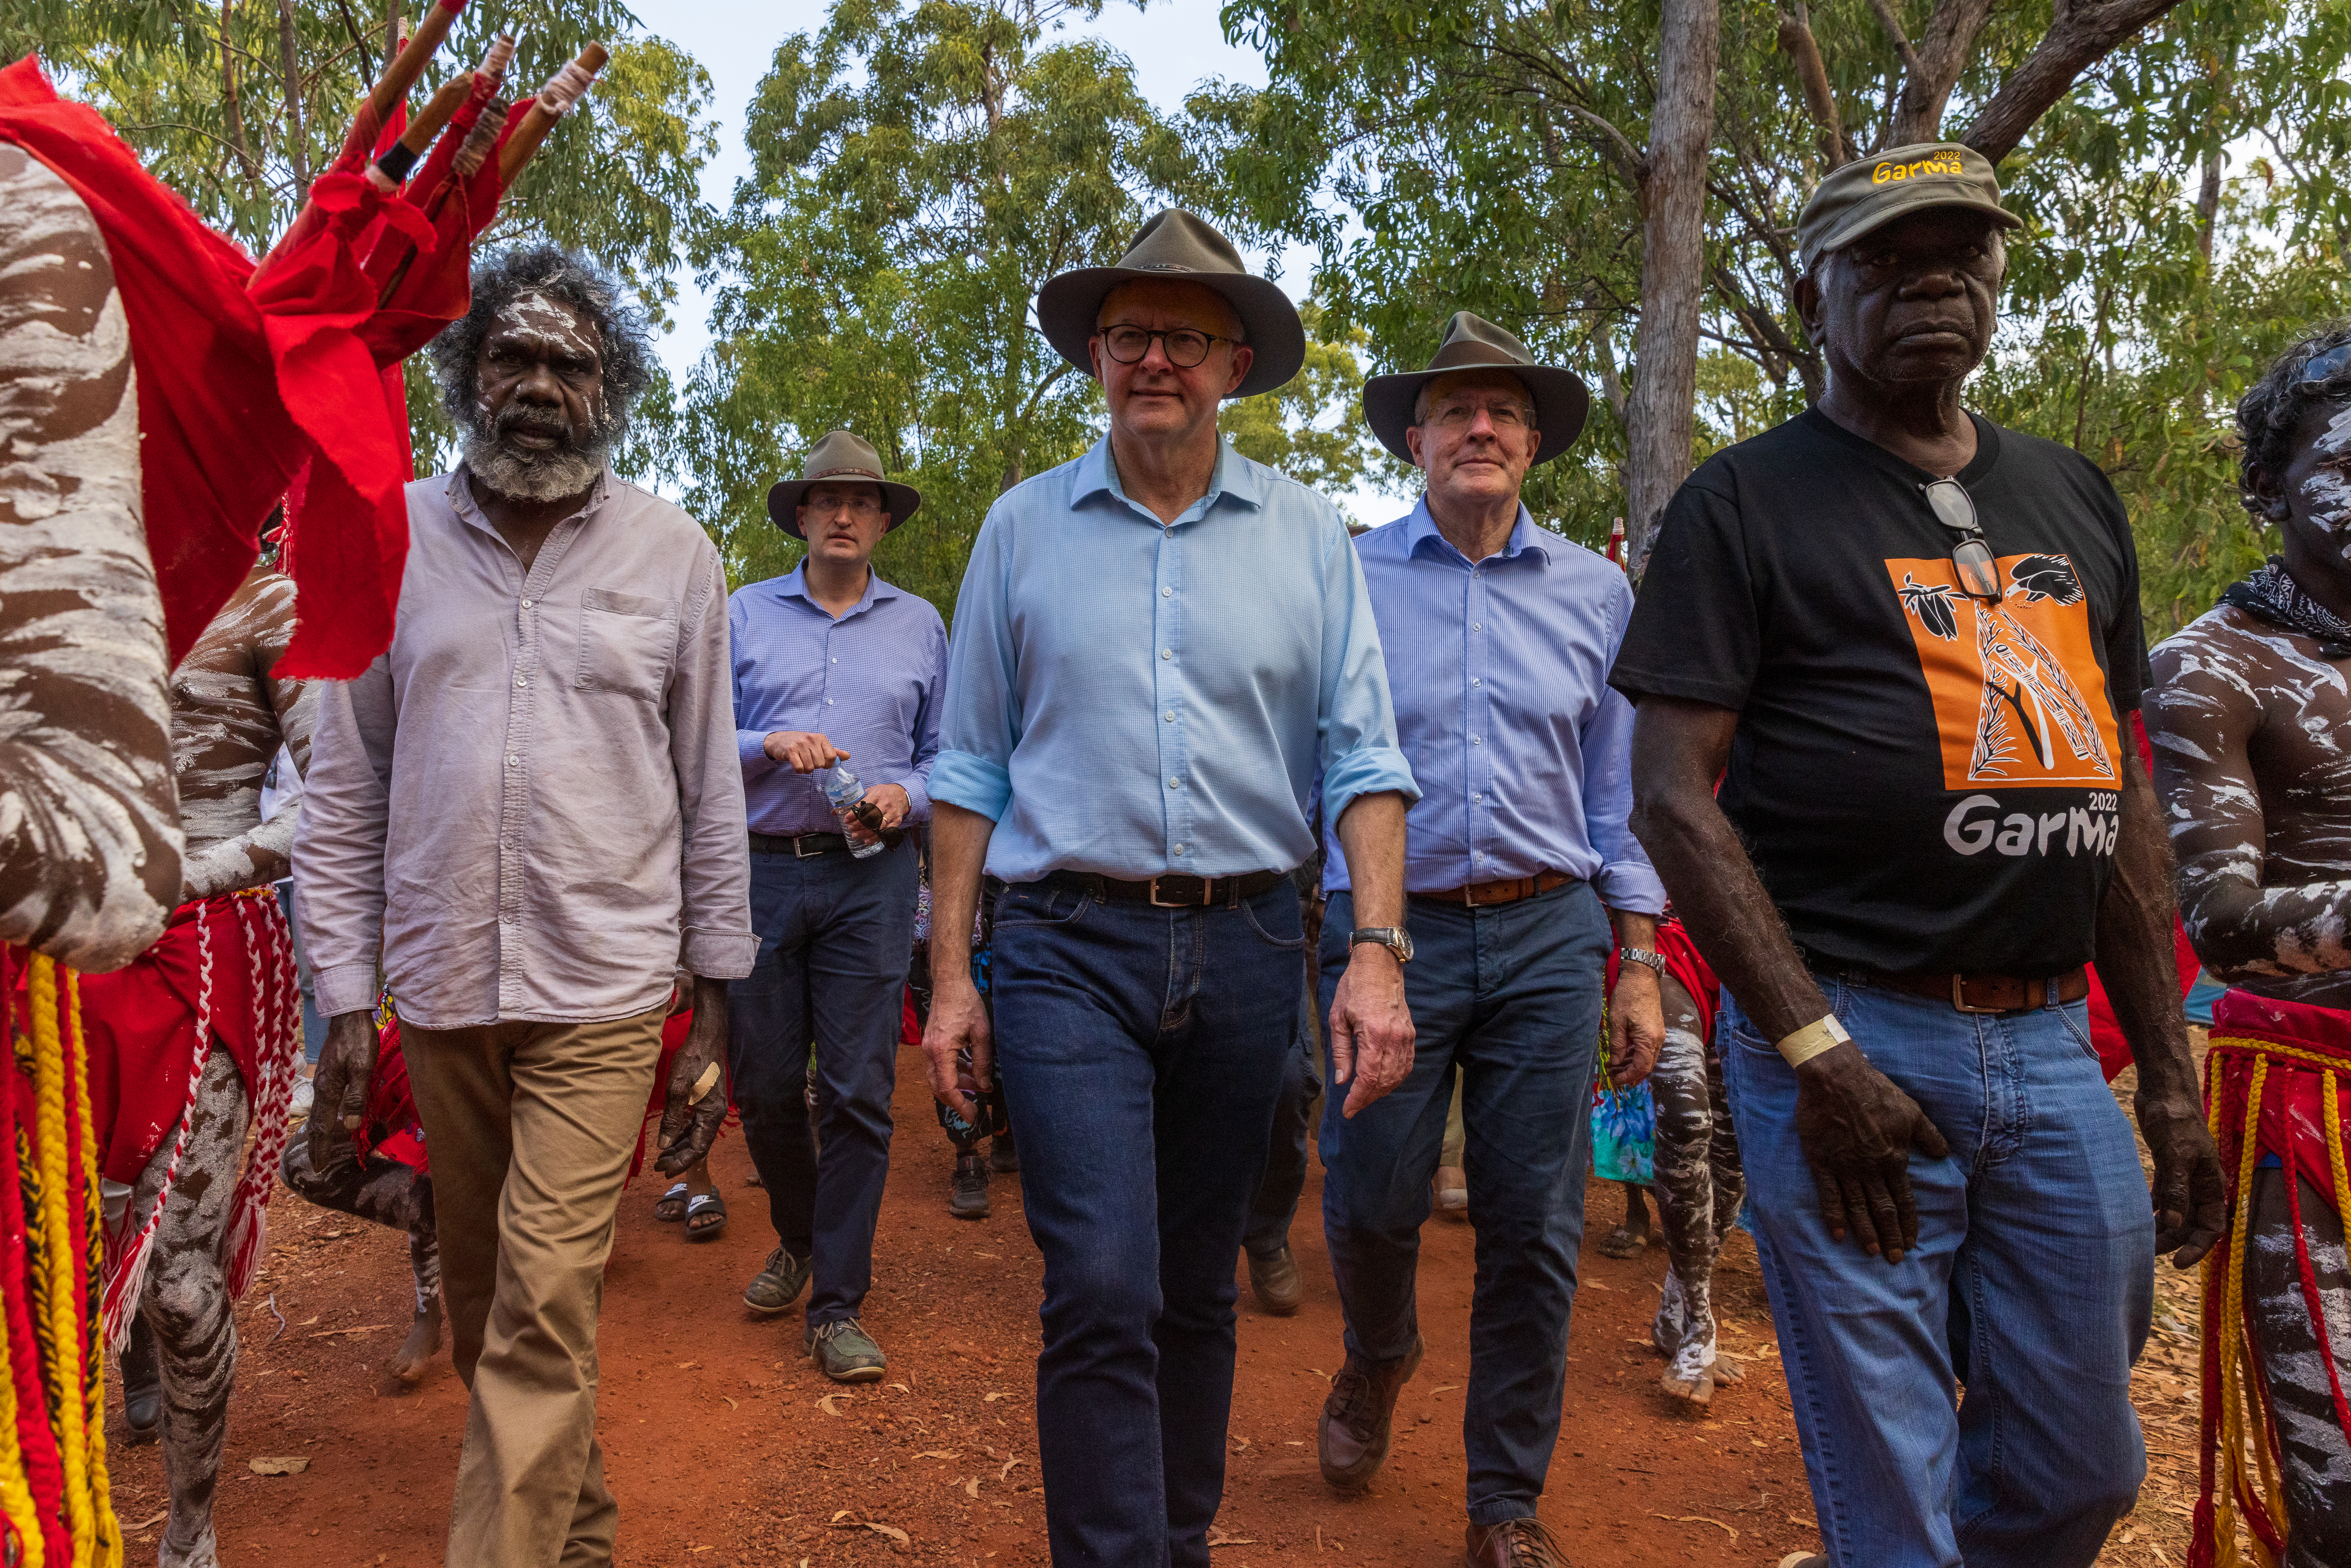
top-left (1218, 300), bottom-right (1374, 494)
top-left (8, 1), bottom-right (716, 476)
top-left (1204, 0), bottom-right (2351, 633)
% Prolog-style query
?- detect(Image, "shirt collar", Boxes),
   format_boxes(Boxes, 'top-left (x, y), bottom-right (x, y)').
top-left (1072, 432), bottom-right (1265, 522)
top-left (777, 561), bottom-right (896, 619)
top-left (1401, 494), bottom-right (1550, 567)
top-left (446, 461), bottom-right (615, 537)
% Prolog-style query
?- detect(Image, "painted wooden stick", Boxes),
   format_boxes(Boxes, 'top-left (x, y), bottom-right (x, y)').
top-left (496, 41), bottom-right (608, 186)
top-left (367, 0), bottom-right (468, 123)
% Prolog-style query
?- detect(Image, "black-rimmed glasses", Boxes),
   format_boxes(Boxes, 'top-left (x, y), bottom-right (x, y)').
top-left (1922, 478), bottom-right (2002, 600)
top-left (1099, 325), bottom-right (1236, 369)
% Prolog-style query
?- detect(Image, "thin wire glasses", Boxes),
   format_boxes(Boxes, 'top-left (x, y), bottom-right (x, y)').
top-left (1099, 325), bottom-right (1235, 369)
top-left (1922, 478), bottom-right (2002, 600)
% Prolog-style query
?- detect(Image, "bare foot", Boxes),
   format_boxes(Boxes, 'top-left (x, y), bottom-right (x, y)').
top-left (1660, 1366), bottom-right (1715, 1405)
top-left (392, 1296), bottom-right (443, 1383)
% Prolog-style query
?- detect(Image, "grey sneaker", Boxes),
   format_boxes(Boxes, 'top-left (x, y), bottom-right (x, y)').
top-left (949, 1153), bottom-right (990, 1220)
top-left (742, 1246), bottom-right (811, 1316)
top-left (807, 1317), bottom-right (887, 1382)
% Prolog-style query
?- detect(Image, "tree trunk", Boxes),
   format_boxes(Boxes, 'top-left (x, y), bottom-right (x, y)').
top-left (277, 0), bottom-right (311, 209)
top-left (1623, 0), bottom-right (1719, 571)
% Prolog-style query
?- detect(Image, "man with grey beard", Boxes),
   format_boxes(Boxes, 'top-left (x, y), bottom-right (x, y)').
top-left (296, 244), bottom-right (754, 1568)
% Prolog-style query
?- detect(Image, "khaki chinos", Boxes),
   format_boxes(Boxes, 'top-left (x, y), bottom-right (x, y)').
top-left (402, 1003), bottom-right (669, 1568)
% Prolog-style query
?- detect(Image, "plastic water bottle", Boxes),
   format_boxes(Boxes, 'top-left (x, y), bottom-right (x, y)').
top-left (824, 762), bottom-right (886, 859)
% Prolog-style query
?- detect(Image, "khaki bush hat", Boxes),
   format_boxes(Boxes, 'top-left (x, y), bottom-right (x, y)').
top-left (1362, 311), bottom-right (1591, 467)
top-left (1034, 208), bottom-right (1306, 399)
top-left (1796, 142), bottom-right (2021, 274)
top-left (765, 429), bottom-right (921, 537)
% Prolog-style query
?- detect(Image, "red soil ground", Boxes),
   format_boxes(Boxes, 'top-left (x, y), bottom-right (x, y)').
top-left (104, 1036), bottom-right (2199, 1566)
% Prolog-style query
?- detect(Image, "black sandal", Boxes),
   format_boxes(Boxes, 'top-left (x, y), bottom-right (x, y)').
top-left (685, 1190), bottom-right (728, 1241)
top-left (655, 1180), bottom-right (690, 1222)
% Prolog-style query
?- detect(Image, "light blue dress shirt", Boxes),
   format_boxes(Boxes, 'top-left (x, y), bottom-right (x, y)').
top-left (1323, 498), bottom-right (1666, 913)
top-left (932, 434), bottom-right (1419, 882)
top-left (731, 563), bottom-right (946, 837)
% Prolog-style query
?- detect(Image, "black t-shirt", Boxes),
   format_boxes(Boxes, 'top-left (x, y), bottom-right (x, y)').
top-left (1612, 407), bottom-right (2145, 975)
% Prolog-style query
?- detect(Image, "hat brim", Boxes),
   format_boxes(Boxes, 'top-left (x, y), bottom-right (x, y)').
top-left (1362, 362), bottom-right (1591, 467)
top-left (1034, 266), bottom-right (1307, 399)
top-left (1810, 193), bottom-right (2021, 270)
top-left (766, 477), bottom-right (922, 538)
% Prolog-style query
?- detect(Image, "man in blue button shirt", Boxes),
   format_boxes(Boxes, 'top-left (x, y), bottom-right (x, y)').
top-left (922, 209), bottom-right (1420, 1568)
top-left (727, 430), bottom-right (946, 1383)
top-left (1315, 313), bottom-right (1668, 1568)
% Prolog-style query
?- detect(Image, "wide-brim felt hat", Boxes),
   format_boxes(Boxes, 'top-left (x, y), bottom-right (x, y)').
top-left (765, 429), bottom-right (922, 538)
top-left (1034, 208), bottom-right (1305, 399)
top-left (1362, 311), bottom-right (1591, 467)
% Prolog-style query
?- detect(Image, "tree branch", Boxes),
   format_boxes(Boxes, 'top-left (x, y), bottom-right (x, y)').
top-left (1865, 0), bottom-right (1926, 81)
top-left (1777, 3), bottom-right (1852, 167)
top-left (1959, 0), bottom-right (2185, 163)
top-left (219, 0), bottom-right (260, 184)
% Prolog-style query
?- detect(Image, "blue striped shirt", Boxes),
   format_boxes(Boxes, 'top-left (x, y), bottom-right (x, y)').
top-left (1323, 500), bottom-right (1665, 912)
top-left (931, 434), bottom-right (1418, 882)
top-left (730, 564), bottom-right (946, 837)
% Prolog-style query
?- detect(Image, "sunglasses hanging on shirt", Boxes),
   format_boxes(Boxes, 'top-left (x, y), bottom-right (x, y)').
top-left (1921, 478), bottom-right (2002, 601)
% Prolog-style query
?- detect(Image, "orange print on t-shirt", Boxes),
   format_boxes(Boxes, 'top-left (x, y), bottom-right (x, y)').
top-left (1885, 553), bottom-right (2120, 790)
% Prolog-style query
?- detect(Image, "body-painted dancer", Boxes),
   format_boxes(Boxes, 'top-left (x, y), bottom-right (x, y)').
top-left (2149, 322), bottom-right (2351, 1568)
top-left (79, 563), bottom-right (311, 1566)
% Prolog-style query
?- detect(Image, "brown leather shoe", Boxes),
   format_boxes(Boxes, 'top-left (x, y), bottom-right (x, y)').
top-left (1246, 1244), bottom-right (1303, 1315)
top-left (1465, 1517), bottom-right (1569, 1566)
top-left (1318, 1336), bottom-right (1422, 1490)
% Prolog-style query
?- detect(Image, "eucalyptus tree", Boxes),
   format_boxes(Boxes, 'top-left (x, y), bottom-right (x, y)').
top-left (1202, 0), bottom-right (2350, 612)
top-left (5, 0), bottom-right (717, 471)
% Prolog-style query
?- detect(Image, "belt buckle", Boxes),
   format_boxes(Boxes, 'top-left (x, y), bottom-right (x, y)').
top-left (1949, 973), bottom-right (2004, 1014)
top-left (793, 834), bottom-right (826, 859)
top-left (1148, 874), bottom-right (1210, 908)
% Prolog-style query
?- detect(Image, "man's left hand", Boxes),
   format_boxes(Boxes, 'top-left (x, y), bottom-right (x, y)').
top-left (1329, 947), bottom-right (1414, 1118)
top-left (657, 976), bottom-right (731, 1175)
top-left (2138, 1083), bottom-right (2226, 1267)
top-left (1607, 963), bottom-right (1664, 1088)
top-left (861, 783), bottom-right (911, 833)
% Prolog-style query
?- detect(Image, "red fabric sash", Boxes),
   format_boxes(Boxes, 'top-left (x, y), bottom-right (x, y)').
top-left (2208, 988), bottom-right (2351, 1215)
top-left (1604, 916), bottom-right (1720, 1045)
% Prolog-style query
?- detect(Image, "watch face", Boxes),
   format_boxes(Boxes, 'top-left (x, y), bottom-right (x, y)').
top-left (1393, 928), bottom-right (1414, 963)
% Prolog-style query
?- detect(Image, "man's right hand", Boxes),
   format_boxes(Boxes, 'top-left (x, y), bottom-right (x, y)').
top-left (1793, 1041), bottom-right (1950, 1263)
top-left (922, 974), bottom-right (992, 1126)
top-left (763, 731), bottom-right (845, 774)
top-left (307, 1009), bottom-right (382, 1172)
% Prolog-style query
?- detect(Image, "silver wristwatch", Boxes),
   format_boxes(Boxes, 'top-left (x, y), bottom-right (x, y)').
top-left (1350, 926), bottom-right (1414, 964)
top-left (1618, 945), bottom-right (1668, 978)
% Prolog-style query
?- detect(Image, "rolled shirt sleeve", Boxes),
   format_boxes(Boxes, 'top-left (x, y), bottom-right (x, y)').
top-left (1579, 682), bottom-right (1667, 914)
top-left (671, 550), bottom-right (757, 980)
top-left (1317, 517), bottom-right (1419, 828)
top-left (295, 661), bottom-right (397, 1019)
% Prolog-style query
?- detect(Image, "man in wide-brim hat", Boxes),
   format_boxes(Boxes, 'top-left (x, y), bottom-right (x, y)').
top-left (1313, 311), bottom-right (1671, 1567)
top-left (923, 208), bottom-right (1420, 1568)
top-left (727, 427), bottom-right (947, 1383)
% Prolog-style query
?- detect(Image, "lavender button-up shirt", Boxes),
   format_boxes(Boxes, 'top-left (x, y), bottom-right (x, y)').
top-left (296, 466), bottom-right (756, 1030)
top-left (730, 564), bottom-right (946, 837)
top-left (1324, 499), bottom-right (1666, 912)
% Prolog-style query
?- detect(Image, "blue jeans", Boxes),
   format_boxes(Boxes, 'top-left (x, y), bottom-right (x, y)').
top-left (992, 877), bottom-right (1303, 1568)
top-left (1721, 976), bottom-right (2154, 1568)
top-left (1316, 881), bottom-right (1608, 1525)
top-left (1244, 988), bottom-right (1322, 1256)
top-left (726, 839), bottom-right (917, 1326)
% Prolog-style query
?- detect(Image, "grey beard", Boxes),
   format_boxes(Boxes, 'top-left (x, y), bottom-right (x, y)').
top-left (462, 429), bottom-right (608, 503)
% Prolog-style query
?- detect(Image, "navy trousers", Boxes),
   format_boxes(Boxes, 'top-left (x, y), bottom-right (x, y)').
top-left (992, 876), bottom-right (1303, 1568)
top-left (1316, 880), bottom-right (1608, 1526)
top-left (725, 838), bottom-right (917, 1326)
top-left (1244, 988), bottom-right (1321, 1256)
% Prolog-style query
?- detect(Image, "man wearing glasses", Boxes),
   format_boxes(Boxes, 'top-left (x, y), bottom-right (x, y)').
top-left (728, 429), bottom-right (945, 1382)
top-left (1310, 313), bottom-right (1666, 1568)
top-left (1614, 146), bottom-right (2224, 1568)
top-left (923, 208), bottom-right (1417, 1567)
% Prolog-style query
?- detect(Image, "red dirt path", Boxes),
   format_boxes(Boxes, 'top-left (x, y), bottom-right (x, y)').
top-left (102, 1035), bottom-right (2186, 1566)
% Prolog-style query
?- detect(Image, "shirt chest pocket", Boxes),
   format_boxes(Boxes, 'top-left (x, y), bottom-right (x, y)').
top-left (575, 587), bottom-right (677, 702)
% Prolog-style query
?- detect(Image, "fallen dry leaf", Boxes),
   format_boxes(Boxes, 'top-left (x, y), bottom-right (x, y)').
top-left (818, 1393), bottom-right (855, 1416)
top-left (864, 1522), bottom-right (910, 1545)
top-left (915, 1450), bottom-right (958, 1460)
top-left (984, 1391), bottom-right (1009, 1402)
top-left (722, 1397), bottom-right (737, 1410)
top-left (248, 1456), bottom-right (309, 1476)
top-left (127, 1511), bottom-right (167, 1532)
top-left (1205, 1526), bottom-right (1255, 1547)
top-left (998, 1456), bottom-right (1024, 1480)
top-left (1431, 1384), bottom-right (1460, 1394)
top-left (308, 1325), bottom-right (385, 1338)
top-left (676, 1361), bottom-right (698, 1370)
top-left (965, 1478), bottom-right (981, 1499)
top-left (889, 1382), bottom-right (910, 1393)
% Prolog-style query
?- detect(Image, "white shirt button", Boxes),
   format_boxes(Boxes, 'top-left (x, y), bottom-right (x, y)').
top-left (1472, 621), bottom-right (1482, 631)
top-left (1471, 677), bottom-right (1481, 687)
top-left (827, 698), bottom-right (835, 705)
top-left (1473, 793), bottom-right (1482, 802)
top-left (515, 676), bottom-right (526, 688)
top-left (1161, 649), bottom-right (1173, 660)
top-left (1477, 851), bottom-right (1486, 861)
top-left (1168, 777), bottom-right (1182, 789)
top-left (1162, 587), bottom-right (1173, 598)
top-left (506, 754), bottom-right (519, 767)
top-left (1172, 844), bottom-right (1186, 856)
top-left (831, 657), bottom-right (838, 663)
top-left (1164, 711), bottom-right (1175, 722)
top-left (1471, 735), bottom-right (1483, 745)
top-left (521, 599), bottom-right (534, 609)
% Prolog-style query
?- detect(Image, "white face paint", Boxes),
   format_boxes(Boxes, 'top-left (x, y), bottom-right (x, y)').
top-left (494, 289), bottom-right (597, 358)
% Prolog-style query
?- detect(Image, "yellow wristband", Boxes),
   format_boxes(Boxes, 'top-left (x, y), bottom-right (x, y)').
top-left (1775, 1013), bottom-right (1851, 1068)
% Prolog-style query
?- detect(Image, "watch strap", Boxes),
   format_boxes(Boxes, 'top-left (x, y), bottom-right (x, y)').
top-left (1617, 946), bottom-right (1668, 978)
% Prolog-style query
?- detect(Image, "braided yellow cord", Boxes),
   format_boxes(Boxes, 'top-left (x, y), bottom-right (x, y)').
top-left (2212, 1056), bottom-right (2286, 1567)
top-left (0, 1036), bottom-right (42, 1566)
top-left (27, 961), bottom-right (91, 1564)
top-left (63, 973), bottom-right (115, 1568)
top-left (2208, 1035), bottom-right (2351, 1074)
top-left (2327, 1069), bottom-right (2351, 1251)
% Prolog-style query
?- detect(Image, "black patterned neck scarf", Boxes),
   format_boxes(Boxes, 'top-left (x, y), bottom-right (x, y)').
top-left (2219, 555), bottom-right (2351, 659)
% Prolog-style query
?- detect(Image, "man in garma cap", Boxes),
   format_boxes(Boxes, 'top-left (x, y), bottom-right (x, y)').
top-left (727, 431), bottom-right (945, 1382)
top-left (922, 209), bottom-right (1419, 1566)
top-left (1615, 145), bottom-right (2225, 1567)
top-left (1311, 313), bottom-right (1668, 1566)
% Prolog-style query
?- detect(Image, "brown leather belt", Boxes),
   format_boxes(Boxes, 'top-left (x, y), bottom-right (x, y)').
top-left (1039, 868), bottom-right (1287, 908)
top-left (1845, 965), bottom-right (2091, 1015)
top-left (1409, 870), bottom-right (1575, 909)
